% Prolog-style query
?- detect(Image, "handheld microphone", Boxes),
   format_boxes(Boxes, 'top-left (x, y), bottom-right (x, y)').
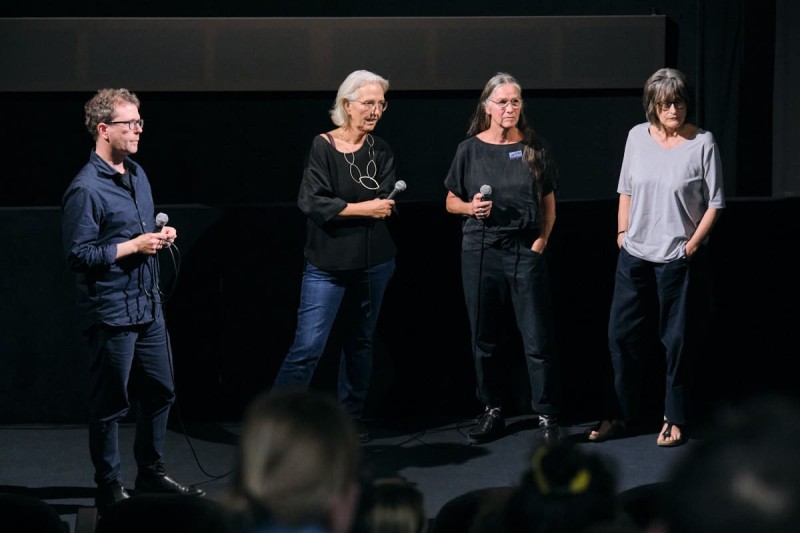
top-left (479, 184), bottom-right (492, 201)
top-left (154, 212), bottom-right (169, 233)
top-left (386, 180), bottom-right (407, 200)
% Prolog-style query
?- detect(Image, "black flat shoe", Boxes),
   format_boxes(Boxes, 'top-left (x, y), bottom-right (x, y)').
top-left (135, 470), bottom-right (205, 497)
top-left (539, 415), bottom-right (561, 446)
top-left (356, 420), bottom-right (372, 444)
top-left (95, 481), bottom-right (130, 511)
top-left (468, 407), bottom-right (505, 444)
top-left (540, 426), bottom-right (561, 446)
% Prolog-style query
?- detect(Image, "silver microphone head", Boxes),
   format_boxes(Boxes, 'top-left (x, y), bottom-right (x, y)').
top-left (480, 184), bottom-right (492, 197)
top-left (395, 180), bottom-right (407, 192)
top-left (155, 212), bottom-right (169, 231)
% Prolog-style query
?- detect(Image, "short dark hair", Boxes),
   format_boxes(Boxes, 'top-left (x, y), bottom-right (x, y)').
top-left (84, 88), bottom-right (140, 141)
top-left (504, 442), bottom-right (619, 533)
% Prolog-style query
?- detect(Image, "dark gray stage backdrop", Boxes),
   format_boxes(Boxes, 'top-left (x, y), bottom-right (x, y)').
top-left (1, 0), bottom-right (797, 425)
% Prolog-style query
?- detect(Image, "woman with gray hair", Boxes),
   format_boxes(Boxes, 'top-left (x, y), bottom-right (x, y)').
top-left (272, 70), bottom-right (398, 444)
top-left (444, 72), bottom-right (561, 446)
top-left (588, 67), bottom-right (725, 447)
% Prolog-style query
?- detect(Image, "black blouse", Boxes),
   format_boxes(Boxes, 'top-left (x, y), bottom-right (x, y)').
top-left (297, 133), bottom-right (398, 270)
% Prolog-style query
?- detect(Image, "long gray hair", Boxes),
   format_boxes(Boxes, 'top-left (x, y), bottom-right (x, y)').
top-left (467, 72), bottom-right (552, 203)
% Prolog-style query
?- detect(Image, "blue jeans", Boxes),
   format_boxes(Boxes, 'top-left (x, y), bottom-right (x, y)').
top-left (86, 315), bottom-right (175, 486)
top-left (273, 258), bottom-right (395, 418)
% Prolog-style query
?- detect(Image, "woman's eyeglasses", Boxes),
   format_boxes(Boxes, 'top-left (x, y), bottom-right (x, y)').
top-left (489, 99), bottom-right (522, 110)
top-left (657, 101), bottom-right (686, 111)
top-left (352, 100), bottom-right (388, 112)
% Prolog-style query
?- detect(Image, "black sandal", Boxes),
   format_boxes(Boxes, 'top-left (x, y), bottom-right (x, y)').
top-left (657, 418), bottom-right (684, 447)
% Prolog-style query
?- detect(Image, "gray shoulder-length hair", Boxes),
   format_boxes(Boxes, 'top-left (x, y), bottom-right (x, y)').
top-left (329, 70), bottom-right (389, 127)
top-left (643, 68), bottom-right (691, 126)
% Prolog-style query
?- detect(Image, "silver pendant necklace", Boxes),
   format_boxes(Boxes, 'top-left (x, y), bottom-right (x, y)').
top-left (343, 134), bottom-right (379, 190)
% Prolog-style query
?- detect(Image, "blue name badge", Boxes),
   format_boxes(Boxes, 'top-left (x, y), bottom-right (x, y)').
top-left (508, 150), bottom-right (523, 160)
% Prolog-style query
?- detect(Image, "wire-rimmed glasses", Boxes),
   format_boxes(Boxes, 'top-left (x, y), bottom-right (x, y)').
top-left (351, 100), bottom-right (388, 112)
top-left (488, 98), bottom-right (522, 110)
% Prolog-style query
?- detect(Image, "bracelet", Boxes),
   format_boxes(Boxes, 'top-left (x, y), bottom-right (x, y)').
top-left (617, 230), bottom-right (627, 235)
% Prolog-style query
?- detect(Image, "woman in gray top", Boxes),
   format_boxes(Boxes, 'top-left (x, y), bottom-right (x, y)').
top-left (589, 68), bottom-right (725, 447)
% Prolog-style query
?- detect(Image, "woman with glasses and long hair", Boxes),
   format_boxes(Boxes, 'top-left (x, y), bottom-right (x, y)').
top-left (271, 70), bottom-right (398, 444)
top-left (444, 72), bottom-right (561, 446)
top-left (588, 67), bottom-right (725, 447)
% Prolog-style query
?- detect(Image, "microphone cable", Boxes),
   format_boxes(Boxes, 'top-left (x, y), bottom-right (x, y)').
top-left (473, 187), bottom-right (490, 415)
top-left (152, 233), bottom-right (235, 482)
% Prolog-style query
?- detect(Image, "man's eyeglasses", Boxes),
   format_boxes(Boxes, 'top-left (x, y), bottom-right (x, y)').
top-left (657, 100), bottom-right (686, 111)
top-left (489, 99), bottom-right (523, 110)
top-left (351, 100), bottom-right (388, 112)
top-left (106, 119), bottom-right (144, 130)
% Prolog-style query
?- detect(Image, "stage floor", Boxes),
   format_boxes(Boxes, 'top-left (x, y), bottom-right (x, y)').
top-left (0, 414), bottom-right (692, 532)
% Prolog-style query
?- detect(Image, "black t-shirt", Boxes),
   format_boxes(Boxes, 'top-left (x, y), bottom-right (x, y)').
top-left (444, 135), bottom-right (557, 251)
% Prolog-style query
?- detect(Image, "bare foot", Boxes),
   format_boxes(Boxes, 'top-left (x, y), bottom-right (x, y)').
top-left (587, 419), bottom-right (626, 442)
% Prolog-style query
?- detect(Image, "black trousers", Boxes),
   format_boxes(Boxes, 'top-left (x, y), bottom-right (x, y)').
top-left (461, 244), bottom-right (560, 415)
top-left (86, 315), bottom-right (175, 486)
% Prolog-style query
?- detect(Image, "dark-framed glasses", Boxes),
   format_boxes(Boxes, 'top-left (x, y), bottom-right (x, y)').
top-left (352, 100), bottom-right (388, 112)
top-left (106, 119), bottom-right (144, 130)
top-left (489, 98), bottom-right (522, 110)
top-left (657, 100), bottom-right (686, 111)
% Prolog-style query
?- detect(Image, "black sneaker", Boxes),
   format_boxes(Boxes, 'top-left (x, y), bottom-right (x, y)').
top-left (356, 420), bottom-right (372, 444)
top-left (95, 481), bottom-right (130, 511)
top-left (468, 407), bottom-right (505, 443)
top-left (539, 414), bottom-right (561, 446)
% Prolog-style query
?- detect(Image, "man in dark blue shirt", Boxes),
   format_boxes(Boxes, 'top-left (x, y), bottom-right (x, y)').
top-left (62, 88), bottom-right (204, 511)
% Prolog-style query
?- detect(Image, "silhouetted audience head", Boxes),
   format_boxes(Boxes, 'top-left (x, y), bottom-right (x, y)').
top-left (95, 494), bottom-right (235, 533)
top-left (503, 442), bottom-right (620, 533)
top-left (0, 493), bottom-right (69, 533)
top-left (650, 394), bottom-right (800, 533)
top-left (431, 486), bottom-right (514, 533)
top-left (353, 477), bottom-right (428, 533)
top-left (231, 390), bottom-right (362, 533)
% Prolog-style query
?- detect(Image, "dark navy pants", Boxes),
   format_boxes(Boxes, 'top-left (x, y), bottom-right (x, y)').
top-left (86, 314), bottom-right (175, 486)
top-left (462, 244), bottom-right (560, 416)
top-left (607, 247), bottom-right (708, 425)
